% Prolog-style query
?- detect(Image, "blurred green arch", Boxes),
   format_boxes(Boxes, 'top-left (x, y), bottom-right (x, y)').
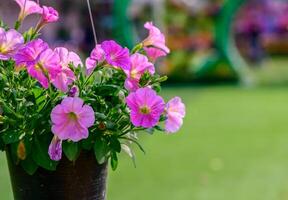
top-left (195, 0), bottom-right (251, 83)
top-left (112, 0), bottom-right (251, 83)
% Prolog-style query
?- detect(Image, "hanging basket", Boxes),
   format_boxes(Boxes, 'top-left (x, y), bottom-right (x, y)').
top-left (6, 149), bottom-right (108, 200)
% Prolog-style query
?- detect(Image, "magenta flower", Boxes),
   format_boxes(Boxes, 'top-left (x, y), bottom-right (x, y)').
top-left (126, 87), bottom-right (165, 128)
top-left (144, 47), bottom-right (167, 62)
top-left (85, 44), bottom-right (105, 75)
top-left (124, 53), bottom-right (155, 92)
top-left (101, 40), bottom-right (131, 71)
top-left (48, 136), bottom-right (62, 161)
top-left (0, 28), bottom-right (24, 60)
top-left (15, 0), bottom-right (42, 21)
top-left (41, 6), bottom-right (59, 23)
top-left (143, 22), bottom-right (170, 54)
top-left (165, 97), bottom-right (186, 133)
top-left (14, 39), bottom-right (61, 88)
top-left (51, 97), bottom-right (95, 142)
top-left (52, 47), bottom-right (82, 92)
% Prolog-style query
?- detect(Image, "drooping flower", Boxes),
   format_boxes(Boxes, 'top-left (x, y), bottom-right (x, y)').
top-left (15, 0), bottom-right (42, 22)
top-left (85, 44), bottom-right (105, 75)
top-left (35, 6), bottom-right (59, 32)
top-left (0, 28), bottom-right (24, 60)
top-left (52, 47), bottom-right (82, 92)
top-left (14, 39), bottom-right (61, 88)
top-left (124, 53), bottom-right (155, 92)
top-left (144, 47), bottom-right (167, 62)
top-left (48, 136), bottom-right (62, 161)
top-left (42, 6), bottom-right (59, 23)
top-left (51, 97), bottom-right (95, 142)
top-left (142, 22), bottom-right (170, 54)
top-left (165, 97), bottom-right (186, 134)
top-left (126, 87), bottom-right (165, 128)
top-left (101, 40), bottom-right (130, 71)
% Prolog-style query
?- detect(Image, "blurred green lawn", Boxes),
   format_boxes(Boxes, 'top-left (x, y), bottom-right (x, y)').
top-left (2, 86), bottom-right (288, 200)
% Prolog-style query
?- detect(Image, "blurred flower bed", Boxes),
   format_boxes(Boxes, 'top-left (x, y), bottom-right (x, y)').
top-left (2, 0), bottom-right (288, 84)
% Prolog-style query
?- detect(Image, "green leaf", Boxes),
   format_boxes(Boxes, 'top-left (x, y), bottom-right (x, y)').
top-left (1, 130), bottom-right (23, 144)
top-left (110, 151), bottom-right (118, 171)
top-left (21, 155), bottom-right (38, 175)
top-left (81, 136), bottom-right (94, 151)
top-left (110, 136), bottom-right (121, 153)
top-left (94, 138), bottom-right (109, 164)
top-left (32, 135), bottom-right (57, 171)
top-left (63, 141), bottom-right (80, 161)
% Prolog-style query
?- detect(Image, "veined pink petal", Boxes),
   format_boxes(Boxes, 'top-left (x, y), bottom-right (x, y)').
top-left (78, 105), bottom-right (95, 127)
top-left (144, 47), bottom-right (167, 62)
top-left (51, 97), bottom-right (95, 142)
top-left (126, 87), bottom-right (165, 128)
top-left (61, 97), bottom-right (84, 113)
top-left (165, 97), bottom-right (186, 134)
top-left (51, 104), bottom-right (69, 125)
top-left (15, 0), bottom-right (42, 21)
top-left (48, 136), bottom-right (62, 161)
top-left (101, 40), bottom-right (131, 70)
top-left (143, 22), bottom-right (170, 54)
top-left (0, 28), bottom-right (24, 60)
top-left (42, 6), bottom-right (59, 23)
top-left (85, 45), bottom-right (104, 75)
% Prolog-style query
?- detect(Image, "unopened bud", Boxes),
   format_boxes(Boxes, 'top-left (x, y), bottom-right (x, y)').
top-left (68, 86), bottom-right (79, 97)
top-left (17, 140), bottom-right (26, 160)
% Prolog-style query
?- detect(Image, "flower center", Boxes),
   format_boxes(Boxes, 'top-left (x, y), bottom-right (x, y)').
top-left (130, 69), bottom-right (138, 79)
top-left (140, 106), bottom-right (151, 115)
top-left (68, 112), bottom-right (78, 121)
top-left (0, 45), bottom-right (8, 53)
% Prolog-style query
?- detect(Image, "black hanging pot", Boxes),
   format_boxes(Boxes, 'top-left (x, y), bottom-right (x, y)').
top-left (6, 150), bottom-right (108, 200)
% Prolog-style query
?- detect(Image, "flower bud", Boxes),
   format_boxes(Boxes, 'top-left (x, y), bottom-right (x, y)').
top-left (17, 140), bottom-right (26, 160)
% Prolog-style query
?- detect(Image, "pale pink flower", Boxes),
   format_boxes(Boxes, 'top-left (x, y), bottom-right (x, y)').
top-left (142, 22), bottom-right (170, 54)
top-left (165, 97), bottom-right (186, 133)
top-left (0, 28), bottom-right (24, 60)
top-left (126, 87), bottom-right (165, 128)
top-left (51, 97), bottom-right (95, 142)
top-left (15, 0), bottom-right (42, 21)
top-left (52, 47), bottom-right (82, 92)
top-left (48, 136), bottom-right (62, 161)
top-left (144, 47), bottom-right (167, 62)
top-left (85, 44), bottom-right (105, 75)
top-left (124, 53), bottom-right (155, 92)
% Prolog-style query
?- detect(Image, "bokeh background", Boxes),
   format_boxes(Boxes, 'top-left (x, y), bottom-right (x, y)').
top-left (2, 0), bottom-right (288, 199)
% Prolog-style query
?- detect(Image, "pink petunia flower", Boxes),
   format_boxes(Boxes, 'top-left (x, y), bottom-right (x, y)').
top-left (124, 53), bottom-right (155, 92)
top-left (51, 97), bottom-right (95, 142)
top-left (14, 39), bottom-right (61, 88)
top-left (52, 47), bottom-right (82, 92)
top-left (165, 97), bottom-right (186, 133)
top-left (101, 40), bottom-right (131, 71)
top-left (126, 87), bottom-right (165, 128)
top-left (48, 136), bottom-right (62, 161)
top-left (85, 44), bottom-right (105, 75)
top-left (15, 0), bottom-right (42, 21)
top-left (144, 47), bottom-right (167, 62)
top-left (0, 28), bottom-right (24, 60)
top-left (142, 22), bottom-right (170, 54)
top-left (41, 6), bottom-right (59, 23)
top-left (35, 6), bottom-right (59, 32)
